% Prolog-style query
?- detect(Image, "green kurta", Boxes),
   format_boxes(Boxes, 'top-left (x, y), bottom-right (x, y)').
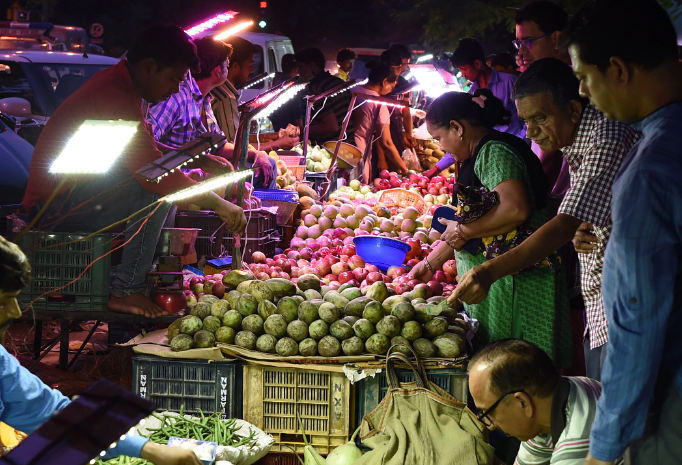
top-left (456, 140), bottom-right (572, 368)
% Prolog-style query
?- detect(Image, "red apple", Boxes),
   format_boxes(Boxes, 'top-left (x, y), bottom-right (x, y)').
top-left (367, 271), bottom-right (383, 284)
top-left (340, 255), bottom-right (350, 262)
top-left (338, 271), bottom-right (354, 284)
top-left (331, 261), bottom-right (350, 276)
top-left (352, 267), bottom-right (369, 282)
top-left (382, 275), bottom-right (392, 284)
top-left (279, 272), bottom-right (290, 280)
top-left (183, 280), bottom-right (190, 291)
top-left (348, 255), bottom-right (366, 270)
top-left (153, 290), bottom-right (187, 314)
top-left (329, 281), bottom-right (341, 290)
top-left (380, 170), bottom-right (391, 179)
top-left (252, 251), bottom-right (266, 264)
top-left (315, 260), bottom-right (332, 277)
top-left (433, 270), bottom-right (447, 283)
top-left (257, 272), bottom-right (270, 281)
top-left (212, 281), bottom-right (226, 299)
top-left (365, 264), bottom-right (380, 273)
top-left (427, 280), bottom-right (443, 296)
top-left (443, 260), bottom-right (457, 276)
top-left (415, 283), bottom-right (434, 298)
top-left (287, 250), bottom-right (301, 260)
top-left (325, 255), bottom-right (340, 266)
top-left (192, 282), bottom-right (204, 295)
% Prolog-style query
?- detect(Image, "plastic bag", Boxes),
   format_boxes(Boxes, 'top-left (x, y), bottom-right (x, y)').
top-left (402, 148), bottom-right (421, 172)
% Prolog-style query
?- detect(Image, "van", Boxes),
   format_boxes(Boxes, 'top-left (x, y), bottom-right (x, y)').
top-left (224, 32), bottom-right (295, 103)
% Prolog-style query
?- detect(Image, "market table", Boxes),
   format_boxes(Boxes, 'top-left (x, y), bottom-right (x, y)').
top-left (20, 309), bottom-right (178, 371)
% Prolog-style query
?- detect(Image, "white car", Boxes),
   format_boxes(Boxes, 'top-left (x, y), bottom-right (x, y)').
top-left (0, 50), bottom-right (118, 204)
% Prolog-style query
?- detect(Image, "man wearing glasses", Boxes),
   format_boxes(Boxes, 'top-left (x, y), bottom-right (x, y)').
top-left (515, 1), bottom-right (572, 196)
top-left (469, 339), bottom-right (604, 464)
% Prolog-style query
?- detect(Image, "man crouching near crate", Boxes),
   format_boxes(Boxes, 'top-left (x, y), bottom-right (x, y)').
top-left (20, 25), bottom-right (247, 318)
top-left (468, 339), bottom-right (614, 464)
top-left (0, 235), bottom-right (202, 464)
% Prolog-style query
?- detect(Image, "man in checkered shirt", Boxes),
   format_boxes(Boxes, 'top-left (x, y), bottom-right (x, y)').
top-left (148, 37), bottom-right (276, 188)
top-left (450, 58), bottom-right (639, 380)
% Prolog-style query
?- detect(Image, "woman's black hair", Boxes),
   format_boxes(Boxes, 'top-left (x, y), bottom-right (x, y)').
top-left (127, 24), bottom-right (199, 73)
top-left (0, 236), bottom-right (31, 293)
top-left (366, 61), bottom-right (397, 86)
top-left (426, 89), bottom-right (511, 130)
top-left (380, 49), bottom-right (402, 67)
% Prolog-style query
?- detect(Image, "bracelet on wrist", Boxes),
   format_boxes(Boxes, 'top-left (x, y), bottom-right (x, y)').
top-left (424, 257), bottom-right (435, 273)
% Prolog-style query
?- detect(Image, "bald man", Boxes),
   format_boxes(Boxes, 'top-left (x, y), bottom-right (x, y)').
top-left (469, 340), bottom-right (606, 465)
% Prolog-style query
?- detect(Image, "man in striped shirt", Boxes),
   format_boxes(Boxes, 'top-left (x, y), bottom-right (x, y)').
top-left (469, 339), bottom-right (605, 465)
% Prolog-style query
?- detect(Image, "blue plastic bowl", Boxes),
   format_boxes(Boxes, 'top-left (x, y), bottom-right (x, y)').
top-left (353, 236), bottom-right (410, 272)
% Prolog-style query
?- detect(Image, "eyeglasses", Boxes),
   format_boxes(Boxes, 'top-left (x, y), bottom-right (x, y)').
top-left (513, 32), bottom-right (552, 51)
top-left (475, 390), bottom-right (525, 427)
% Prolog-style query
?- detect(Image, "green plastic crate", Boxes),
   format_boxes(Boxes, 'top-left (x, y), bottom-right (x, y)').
top-left (355, 368), bottom-right (468, 426)
top-left (16, 231), bottom-right (112, 310)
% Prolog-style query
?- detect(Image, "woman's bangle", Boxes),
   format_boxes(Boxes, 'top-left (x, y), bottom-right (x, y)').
top-left (455, 223), bottom-right (468, 242)
top-left (424, 257), bottom-right (435, 273)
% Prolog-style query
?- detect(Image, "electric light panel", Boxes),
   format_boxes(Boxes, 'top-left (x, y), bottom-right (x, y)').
top-left (365, 99), bottom-right (407, 108)
top-left (243, 72), bottom-right (275, 90)
top-left (162, 169), bottom-right (254, 203)
top-left (214, 21), bottom-right (253, 41)
top-left (49, 120), bottom-right (139, 174)
top-left (416, 54), bottom-right (434, 63)
top-left (185, 12), bottom-right (236, 37)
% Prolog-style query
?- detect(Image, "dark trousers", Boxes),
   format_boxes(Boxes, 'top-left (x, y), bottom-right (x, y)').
top-left (625, 369), bottom-right (682, 465)
top-left (584, 336), bottom-right (607, 381)
top-left (39, 173), bottom-right (174, 297)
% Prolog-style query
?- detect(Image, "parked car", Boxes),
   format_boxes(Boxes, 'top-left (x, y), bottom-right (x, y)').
top-left (0, 50), bottom-right (118, 144)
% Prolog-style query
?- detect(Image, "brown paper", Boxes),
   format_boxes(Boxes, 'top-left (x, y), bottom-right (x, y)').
top-left (122, 328), bottom-right (230, 361)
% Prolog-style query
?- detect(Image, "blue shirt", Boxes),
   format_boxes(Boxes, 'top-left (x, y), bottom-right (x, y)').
top-left (0, 345), bottom-right (148, 459)
top-left (591, 102), bottom-right (682, 461)
top-left (469, 68), bottom-right (525, 139)
top-left (148, 72), bottom-right (222, 148)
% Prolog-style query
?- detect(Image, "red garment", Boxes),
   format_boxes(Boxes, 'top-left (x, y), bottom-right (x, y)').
top-left (22, 60), bottom-right (196, 210)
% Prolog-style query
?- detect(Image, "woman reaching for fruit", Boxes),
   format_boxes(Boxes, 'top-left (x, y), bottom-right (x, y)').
top-left (410, 90), bottom-right (572, 368)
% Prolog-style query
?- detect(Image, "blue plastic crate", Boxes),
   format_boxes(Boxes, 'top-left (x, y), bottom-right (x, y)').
top-left (253, 189), bottom-right (299, 203)
top-left (132, 355), bottom-right (243, 420)
top-left (355, 368), bottom-right (468, 428)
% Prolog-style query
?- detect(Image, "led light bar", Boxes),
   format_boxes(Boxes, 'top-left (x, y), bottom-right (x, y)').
top-left (185, 12), bottom-right (237, 37)
top-left (162, 168), bottom-right (254, 203)
top-left (256, 83), bottom-right (307, 120)
top-left (364, 99), bottom-right (407, 108)
top-left (409, 64), bottom-right (460, 98)
top-left (416, 54), bottom-right (434, 63)
top-left (49, 120), bottom-right (138, 174)
top-left (240, 72), bottom-right (275, 90)
top-left (135, 133), bottom-right (226, 181)
top-left (213, 20), bottom-right (253, 41)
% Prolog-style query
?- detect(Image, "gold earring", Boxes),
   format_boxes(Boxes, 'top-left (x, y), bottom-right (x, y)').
top-left (459, 134), bottom-right (464, 141)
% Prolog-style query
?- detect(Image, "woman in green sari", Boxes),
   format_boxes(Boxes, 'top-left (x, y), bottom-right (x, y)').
top-left (411, 89), bottom-right (571, 368)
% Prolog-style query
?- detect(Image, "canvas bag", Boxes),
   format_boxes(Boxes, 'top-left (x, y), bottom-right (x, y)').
top-left (356, 346), bottom-right (495, 465)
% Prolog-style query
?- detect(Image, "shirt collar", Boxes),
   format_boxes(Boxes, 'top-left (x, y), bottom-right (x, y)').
top-left (488, 68), bottom-right (500, 85)
top-left (562, 105), bottom-right (600, 156)
top-left (550, 377), bottom-right (571, 447)
top-left (185, 72), bottom-right (203, 102)
top-left (223, 79), bottom-right (239, 99)
top-left (631, 101), bottom-right (682, 132)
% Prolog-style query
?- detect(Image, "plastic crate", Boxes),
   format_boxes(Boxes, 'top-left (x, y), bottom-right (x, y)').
top-left (242, 364), bottom-right (354, 455)
top-left (355, 367), bottom-right (468, 428)
top-left (254, 189), bottom-right (299, 226)
top-left (378, 188), bottom-right (429, 216)
top-left (15, 231), bottom-right (112, 311)
top-left (132, 355), bottom-right (243, 419)
top-left (179, 210), bottom-right (277, 259)
top-left (255, 452), bottom-right (301, 465)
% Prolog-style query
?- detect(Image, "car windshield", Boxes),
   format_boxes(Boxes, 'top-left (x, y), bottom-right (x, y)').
top-left (0, 60), bottom-right (110, 117)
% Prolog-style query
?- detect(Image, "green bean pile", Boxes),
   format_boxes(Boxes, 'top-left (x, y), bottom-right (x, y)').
top-left (144, 407), bottom-right (257, 448)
